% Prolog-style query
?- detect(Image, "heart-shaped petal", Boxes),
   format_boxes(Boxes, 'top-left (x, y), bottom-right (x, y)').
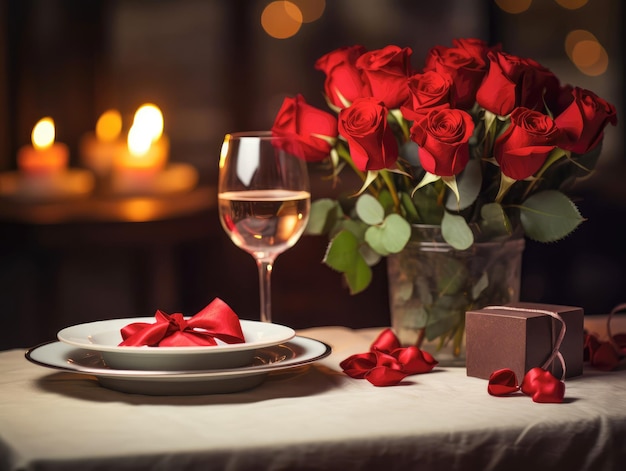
top-left (339, 352), bottom-right (378, 379)
top-left (364, 365), bottom-right (410, 386)
top-left (395, 346), bottom-right (438, 374)
top-left (487, 368), bottom-right (519, 396)
top-left (520, 367), bottom-right (565, 403)
top-left (591, 342), bottom-right (620, 371)
top-left (370, 328), bottom-right (401, 353)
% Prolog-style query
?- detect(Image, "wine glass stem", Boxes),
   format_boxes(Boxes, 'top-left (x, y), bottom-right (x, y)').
top-left (257, 258), bottom-right (274, 323)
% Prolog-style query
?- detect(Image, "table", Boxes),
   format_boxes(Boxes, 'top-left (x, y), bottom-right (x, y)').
top-left (1, 319), bottom-right (625, 471)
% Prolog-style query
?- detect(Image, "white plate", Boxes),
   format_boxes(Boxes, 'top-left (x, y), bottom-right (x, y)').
top-left (57, 318), bottom-right (296, 370)
top-left (26, 336), bottom-right (331, 395)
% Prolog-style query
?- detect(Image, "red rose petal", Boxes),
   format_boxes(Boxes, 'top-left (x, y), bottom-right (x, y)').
top-left (487, 368), bottom-right (519, 396)
top-left (520, 367), bottom-right (565, 404)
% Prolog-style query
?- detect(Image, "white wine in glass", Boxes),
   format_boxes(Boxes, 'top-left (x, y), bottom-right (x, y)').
top-left (218, 132), bottom-right (310, 324)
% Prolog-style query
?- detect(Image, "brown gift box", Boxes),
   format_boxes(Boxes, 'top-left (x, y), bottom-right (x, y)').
top-left (465, 302), bottom-right (584, 381)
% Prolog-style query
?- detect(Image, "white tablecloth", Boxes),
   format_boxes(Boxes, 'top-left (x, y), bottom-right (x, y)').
top-left (1, 319), bottom-right (625, 471)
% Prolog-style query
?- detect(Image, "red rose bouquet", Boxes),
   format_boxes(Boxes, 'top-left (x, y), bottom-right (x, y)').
top-left (272, 38), bottom-right (617, 295)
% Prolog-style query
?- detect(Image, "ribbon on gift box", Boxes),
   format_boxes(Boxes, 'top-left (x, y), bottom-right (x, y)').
top-left (484, 306), bottom-right (567, 404)
top-left (585, 302), bottom-right (626, 371)
top-left (118, 297), bottom-right (245, 347)
top-left (340, 328), bottom-right (438, 386)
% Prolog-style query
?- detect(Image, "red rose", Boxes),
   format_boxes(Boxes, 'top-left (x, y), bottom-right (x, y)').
top-left (494, 107), bottom-right (559, 180)
top-left (423, 41), bottom-right (492, 109)
top-left (400, 70), bottom-right (453, 122)
top-left (554, 86), bottom-right (617, 155)
top-left (410, 108), bottom-right (474, 176)
top-left (271, 94), bottom-right (338, 162)
top-left (338, 97), bottom-right (399, 172)
top-left (315, 45), bottom-right (370, 109)
top-left (355, 45), bottom-right (413, 109)
top-left (452, 38), bottom-right (501, 65)
top-left (476, 51), bottom-right (560, 116)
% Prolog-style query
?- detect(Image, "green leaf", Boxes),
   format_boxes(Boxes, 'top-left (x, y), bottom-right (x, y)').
top-left (441, 212), bottom-right (474, 250)
top-left (364, 213), bottom-right (411, 255)
top-left (359, 243), bottom-right (382, 266)
top-left (445, 159), bottom-right (482, 211)
top-left (335, 218), bottom-right (367, 240)
top-left (306, 199), bottom-right (341, 235)
top-left (324, 230), bottom-right (360, 272)
top-left (355, 193), bottom-right (385, 225)
top-left (400, 191), bottom-right (419, 223)
top-left (519, 190), bottom-right (585, 242)
top-left (479, 202), bottom-right (512, 238)
top-left (377, 189), bottom-right (395, 214)
top-left (323, 230), bottom-right (372, 294)
top-left (471, 272), bottom-right (489, 300)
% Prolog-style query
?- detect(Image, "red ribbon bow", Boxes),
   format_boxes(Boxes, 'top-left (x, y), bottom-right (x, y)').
top-left (118, 298), bottom-right (245, 347)
top-left (340, 328), bottom-right (438, 386)
top-left (488, 367), bottom-right (565, 403)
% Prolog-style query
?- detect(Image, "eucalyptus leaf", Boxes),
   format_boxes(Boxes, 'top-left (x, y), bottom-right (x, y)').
top-left (335, 218), bottom-right (368, 240)
top-left (519, 190), bottom-right (584, 242)
top-left (445, 159), bottom-right (482, 211)
top-left (377, 189), bottom-right (395, 214)
top-left (343, 255), bottom-right (373, 295)
top-left (441, 212), bottom-right (474, 250)
top-left (359, 243), bottom-right (382, 266)
top-left (365, 214), bottom-right (411, 255)
top-left (356, 193), bottom-right (385, 225)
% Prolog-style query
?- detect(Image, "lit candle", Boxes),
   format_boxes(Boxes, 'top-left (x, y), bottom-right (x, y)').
top-left (79, 109), bottom-right (125, 177)
top-left (112, 104), bottom-right (170, 192)
top-left (17, 117), bottom-right (69, 175)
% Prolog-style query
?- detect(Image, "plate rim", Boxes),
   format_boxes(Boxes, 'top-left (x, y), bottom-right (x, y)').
top-left (56, 318), bottom-right (296, 355)
top-left (26, 336), bottom-right (332, 379)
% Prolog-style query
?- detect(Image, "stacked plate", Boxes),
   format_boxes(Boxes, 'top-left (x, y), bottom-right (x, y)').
top-left (26, 318), bottom-right (331, 396)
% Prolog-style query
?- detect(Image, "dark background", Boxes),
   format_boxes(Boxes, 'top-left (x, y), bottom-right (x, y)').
top-left (0, 0), bottom-right (624, 350)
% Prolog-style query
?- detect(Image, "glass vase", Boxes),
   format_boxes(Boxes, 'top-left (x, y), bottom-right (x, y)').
top-left (386, 225), bottom-right (525, 366)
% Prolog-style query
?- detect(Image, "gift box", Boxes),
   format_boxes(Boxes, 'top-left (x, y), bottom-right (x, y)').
top-left (465, 302), bottom-right (584, 380)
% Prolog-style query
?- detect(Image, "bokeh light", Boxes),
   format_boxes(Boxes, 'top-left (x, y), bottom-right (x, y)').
top-left (290, 0), bottom-right (325, 23)
top-left (565, 30), bottom-right (609, 76)
top-left (555, 0), bottom-right (588, 9)
top-left (31, 117), bottom-right (55, 149)
top-left (261, 1), bottom-right (303, 39)
top-left (494, 0), bottom-right (532, 14)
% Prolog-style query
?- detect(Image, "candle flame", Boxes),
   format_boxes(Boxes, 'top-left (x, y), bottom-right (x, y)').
top-left (96, 109), bottom-right (122, 142)
top-left (127, 124), bottom-right (153, 157)
top-left (133, 104), bottom-right (164, 141)
top-left (31, 117), bottom-right (55, 150)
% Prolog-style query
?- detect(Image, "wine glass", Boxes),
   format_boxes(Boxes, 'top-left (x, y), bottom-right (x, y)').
top-left (218, 131), bottom-right (310, 324)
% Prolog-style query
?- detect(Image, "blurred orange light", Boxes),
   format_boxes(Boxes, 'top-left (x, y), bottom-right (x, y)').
top-left (494, 0), bottom-right (532, 14)
top-left (564, 30), bottom-right (608, 77)
top-left (290, 0), bottom-right (325, 23)
top-left (261, 1), bottom-right (302, 39)
top-left (555, 0), bottom-right (588, 9)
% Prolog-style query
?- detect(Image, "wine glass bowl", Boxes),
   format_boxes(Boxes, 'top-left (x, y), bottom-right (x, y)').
top-left (218, 131), bottom-right (310, 323)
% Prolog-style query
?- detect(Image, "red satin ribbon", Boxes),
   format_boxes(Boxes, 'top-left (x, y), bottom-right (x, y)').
top-left (585, 302), bottom-right (626, 371)
top-left (488, 367), bottom-right (565, 403)
top-left (118, 298), bottom-right (245, 347)
top-left (340, 328), bottom-right (438, 386)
